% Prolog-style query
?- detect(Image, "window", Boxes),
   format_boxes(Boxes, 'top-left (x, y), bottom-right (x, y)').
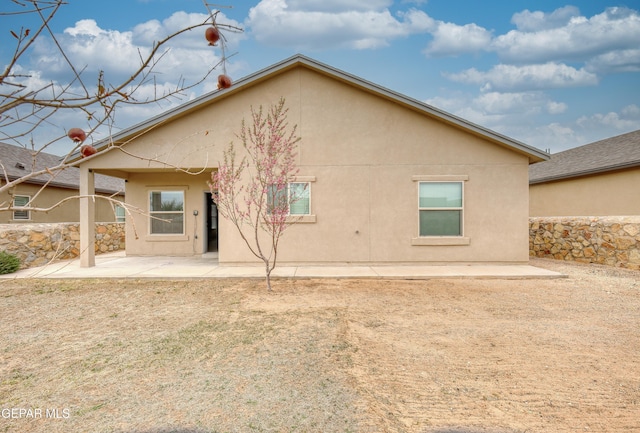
top-left (289, 182), bottom-right (310, 215)
top-left (419, 182), bottom-right (463, 236)
top-left (149, 191), bottom-right (184, 234)
top-left (115, 205), bottom-right (126, 223)
top-left (13, 195), bottom-right (30, 220)
top-left (267, 182), bottom-right (311, 216)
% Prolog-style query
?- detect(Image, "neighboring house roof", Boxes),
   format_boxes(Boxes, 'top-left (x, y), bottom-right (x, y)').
top-left (0, 142), bottom-right (125, 194)
top-left (81, 54), bottom-right (549, 164)
top-left (529, 129), bottom-right (640, 184)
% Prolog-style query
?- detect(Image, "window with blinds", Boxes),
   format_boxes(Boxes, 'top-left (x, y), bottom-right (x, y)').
top-left (418, 182), bottom-right (463, 236)
top-left (13, 195), bottom-right (30, 220)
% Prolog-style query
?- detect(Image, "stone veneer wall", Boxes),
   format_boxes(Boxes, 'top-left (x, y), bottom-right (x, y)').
top-left (530, 216), bottom-right (640, 270)
top-left (3, 219), bottom-right (638, 271)
top-left (0, 222), bottom-right (125, 269)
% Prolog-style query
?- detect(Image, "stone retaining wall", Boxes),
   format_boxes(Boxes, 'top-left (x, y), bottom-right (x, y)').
top-left (3, 219), bottom-right (639, 271)
top-left (0, 223), bottom-right (125, 269)
top-left (530, 216), bottom-right (640, 270)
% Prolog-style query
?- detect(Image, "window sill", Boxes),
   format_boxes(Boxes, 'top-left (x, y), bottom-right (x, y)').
top-left (145, 234), bottom-right (189, 242)
top-left (286, 215), bottom-right (316, 223)
top-left (412, 237), bottom-right (470, 246)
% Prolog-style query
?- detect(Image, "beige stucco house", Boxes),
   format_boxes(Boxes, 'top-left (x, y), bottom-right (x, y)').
top-left (1, 142), bottom-right (125, 223)
top-left (530, 129), bottom-right (640, 217)
top-left (75, 55), bottom-right (548, 267)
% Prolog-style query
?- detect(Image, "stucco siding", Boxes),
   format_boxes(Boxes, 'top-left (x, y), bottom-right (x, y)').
top-left (82, 62), bottom-right (534, 264)
top-left (123, 172), bottom-right (212, 256)
top-left (0, 183), bottom-right (122, 223)
top-left (530, 168), bottom-right (640, 217)
top-left (219, 161), bottom-right (530, 265)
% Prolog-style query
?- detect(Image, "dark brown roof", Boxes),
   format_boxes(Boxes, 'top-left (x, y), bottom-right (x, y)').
top-left (529, 129), bottom-right (640, 184)
top-left (0, 142), bottom-right (124, 194)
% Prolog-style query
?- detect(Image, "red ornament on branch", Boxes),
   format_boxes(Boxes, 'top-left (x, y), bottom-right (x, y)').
top-left (217, 74), bottom-right (232, 90)
top-left (80, 144), bottom-right (97, 158)
top-left (67, 128), bottom-right (86, 143)
top-left (205, 27), bottom-right (220, 46)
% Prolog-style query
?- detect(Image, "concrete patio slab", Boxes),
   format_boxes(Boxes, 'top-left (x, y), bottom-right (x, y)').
top-left (0, 251), bottom-right (565, 280)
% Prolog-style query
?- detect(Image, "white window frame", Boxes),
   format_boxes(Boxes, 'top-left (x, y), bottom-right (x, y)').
top-left (411, 175), bottom-right (470, 246)
top-left (115, 205), bottom-right (126, 223)
top-left (288, 176), bottom-right (316, 223)
top-left (13, 195), bottom-right (31, 221)
top-left (148, 190), bottom-right (185, 235)
top-left (267, 177), bottom-right (317, 223)
top-left (288, 182), bottom-right (311, 216)
top-left (419, 181), bottom-right (464, 236)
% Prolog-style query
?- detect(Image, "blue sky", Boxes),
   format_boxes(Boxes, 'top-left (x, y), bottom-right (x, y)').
top-left (2, 0), bottom-right (640, 155)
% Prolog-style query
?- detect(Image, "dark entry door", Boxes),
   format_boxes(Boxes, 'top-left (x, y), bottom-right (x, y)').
top-left (205, 192), bottom-right (218, 252)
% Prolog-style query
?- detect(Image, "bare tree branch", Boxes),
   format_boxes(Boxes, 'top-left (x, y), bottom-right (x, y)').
top-left (1, 0), bottom-right (243, 222)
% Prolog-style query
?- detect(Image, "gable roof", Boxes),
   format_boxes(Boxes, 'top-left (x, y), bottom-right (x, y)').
top-left (529, 129), bottom-right (640, 184)
top-left (1, 142), bottom-right (125, 194)
top-left (84, 54), bottom-right (548, 164)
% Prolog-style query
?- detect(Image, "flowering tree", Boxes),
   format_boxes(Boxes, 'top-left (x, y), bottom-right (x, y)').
top-left (209, 98), bottom-right (302, 291)
top-left (1, 0), bottom-right (241, 216)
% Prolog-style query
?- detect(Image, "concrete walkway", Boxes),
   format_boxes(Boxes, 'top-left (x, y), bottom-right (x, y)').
top-left (0, 251), bottom-right (564, 280)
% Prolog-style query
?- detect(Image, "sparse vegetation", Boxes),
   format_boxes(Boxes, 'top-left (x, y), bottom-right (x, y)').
top-left (0, 261), bottom-right (639, 432)
top-left (0, 251), bottom-right (20, 274)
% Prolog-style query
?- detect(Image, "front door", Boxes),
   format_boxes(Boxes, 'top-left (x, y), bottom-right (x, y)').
top-left (205, 192), bottom-right (218, 252)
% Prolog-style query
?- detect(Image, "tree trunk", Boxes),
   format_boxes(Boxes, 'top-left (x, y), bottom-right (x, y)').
top-left (264, 260), bottom-right (272, 291)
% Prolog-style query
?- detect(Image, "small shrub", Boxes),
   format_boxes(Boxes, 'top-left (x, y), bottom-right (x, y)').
top-left (0, 251), bottom-right (21, 274)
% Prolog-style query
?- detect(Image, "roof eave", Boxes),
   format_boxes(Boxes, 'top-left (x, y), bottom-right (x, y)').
top-left (530, 161), bottom-right (640, 184)
top-left (6, 175), bottom-right (124, 195)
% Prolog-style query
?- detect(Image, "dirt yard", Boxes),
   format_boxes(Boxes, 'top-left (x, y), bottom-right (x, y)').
top-left (1, 259), bottom-right (638, 433)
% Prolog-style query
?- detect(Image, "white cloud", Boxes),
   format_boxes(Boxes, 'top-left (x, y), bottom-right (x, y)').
top-left (57, 19), bottom-right (150, 74)
top-left (286, 0), bottom-right (392, 12)
top-left (426, 90), bottom-right (564, 127)
top-left (622, 104), bottom-right (640, 118)
top-left (511, 106), bottom-right (640, 152)
top-left (417, 6), bottom-right (640, 63)
top-left (446, 63), bottom-right (598, 92)
top-left (475, 91), bottom-right (562, 116)
top-left (511, 6), bottom-right (580, 32)
top-left (17, 10), bottom-right (246, 155)
top-left (546, 101), bottom-right (568, 115)
top-left (423, 21), bottom-right (492, 57)
top-left (132, 11), bottom-right (244, 49)
top-left (246, 0), bottom-right (431, 50)
top-left (397, 8), bottom-right (435, 31)
top-left (29, 11), bottom-right (244, 96)
top-left (525, 103), bottom-right (640, 151)
top-left (586, 49), bottom-right (640, 74)
top-left (576, 104), bottom-right (640, 130)
top-left (492, 7), bottom-right (640, 63)
top-left (3, 64), bottom-right (52, 94)
top-left (423, 92), bottom-right (581, 152)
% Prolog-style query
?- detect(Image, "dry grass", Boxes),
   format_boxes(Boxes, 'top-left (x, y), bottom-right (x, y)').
top-left (1, 279), bottom-right (360, 433)
top-left (1, 259), bottom-right (639, 433)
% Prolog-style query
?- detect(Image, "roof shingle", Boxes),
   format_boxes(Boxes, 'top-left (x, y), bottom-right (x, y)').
top-left (0, 142), bottom-right (124, 193)
top-left (529, 129), bottom-right (640, 184)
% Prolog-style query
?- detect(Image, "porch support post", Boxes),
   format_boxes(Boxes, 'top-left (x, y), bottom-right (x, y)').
top-left (80, 167), bottom-right (95, 267)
